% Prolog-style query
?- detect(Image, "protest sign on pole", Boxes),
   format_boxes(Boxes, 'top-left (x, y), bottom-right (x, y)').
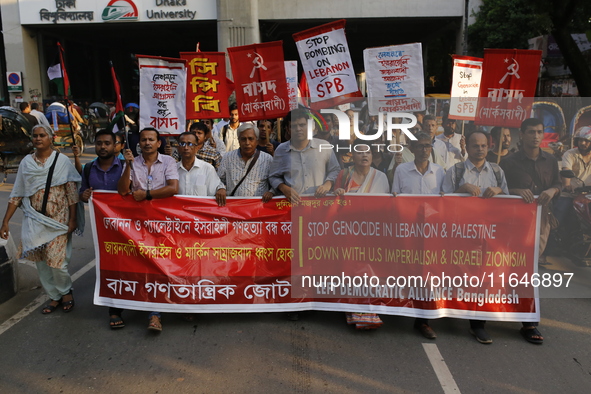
top-left (138, 55), bottom-right (186, 134)
top-left (448, 55), bottom-right (483, 121)
top-left (293, 19), bottom-right (362, 109)
top-left (180, 52), bottom-right (229, 120)
top-left (284, 61), bottom-right (299, 111)
top-left (91, 191), bottom-right (541, 322)
top-left (228, 41), bottom-right (290, 122)
top-left (476, 49), bottom-right (542, 127)
top-left (364, 43), bottom-right (425, 115)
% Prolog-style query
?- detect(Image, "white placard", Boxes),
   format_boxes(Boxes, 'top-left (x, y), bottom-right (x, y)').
top-left (449, 56), bottom-right (483, 120)
top-left (364, 43), bottom-right (425, 115)
top-left (138, 56), bottom-right (186, 135)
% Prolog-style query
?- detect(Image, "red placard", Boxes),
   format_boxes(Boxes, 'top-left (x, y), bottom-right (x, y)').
top-left (91, 192), bottom-right (539, 322)
top-left (228, 41), bottom-right (290, 121)
top-left (476, 49), bottom-right (542, 127)
top-left (180, 52), bottom-right (229, 120)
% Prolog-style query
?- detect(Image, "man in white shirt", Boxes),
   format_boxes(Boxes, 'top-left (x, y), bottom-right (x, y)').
top-left (176, 131), bottom-right (226, 204)
top-left (220, 103), bottom-right (242, 152)
top-left (435, 115), bottom-right (466, 169)
top-left (441, 131), bottom-right (509, 345)
top-left (392, 132), bottom-right (445, 339)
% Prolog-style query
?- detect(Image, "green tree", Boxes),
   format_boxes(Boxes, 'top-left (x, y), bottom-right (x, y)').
top-left (468, 0), bottom-right (591, 97)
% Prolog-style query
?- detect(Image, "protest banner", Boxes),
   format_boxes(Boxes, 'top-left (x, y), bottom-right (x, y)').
top-left (364, 43), bottom-right (425, 115)
top-left (449, 55), bottom-right (483, 121)
top-left (284, 61), bottom-right (299, 111)
top-left (476, 49), bottom-right (542, 127)
top-left (138, 55), bottom-right (186, 134)
top-left (228, 41), bottom-right (290, 122)
top-left (293, 20), bottom-right (362, 109)
top-left (91, 192), bottom-right (540, 322)
top-left (180, 52), bottom-right (229, 120)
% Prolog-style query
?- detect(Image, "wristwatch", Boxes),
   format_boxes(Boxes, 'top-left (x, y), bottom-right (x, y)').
top-left (146, 190), bottom-right (152, 201)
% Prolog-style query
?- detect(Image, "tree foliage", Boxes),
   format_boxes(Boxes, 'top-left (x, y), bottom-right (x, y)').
top-left (468, 0), bottom-right (591, 97)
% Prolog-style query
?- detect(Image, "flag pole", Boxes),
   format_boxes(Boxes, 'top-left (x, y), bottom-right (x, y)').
top-left (57, 42), bottom-right (76, 148)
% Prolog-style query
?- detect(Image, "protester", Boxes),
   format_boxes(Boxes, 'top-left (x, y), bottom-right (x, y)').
top-left (334, 139), bottom-right (389, 330)
top-left (217, 123), bottom-right (274, 203)
top-left (202, 118), bottom-right (226, 154)
top-left (269, 108), bottom-right (340, 204)
top-left (0, 124), bottom-right (81, 314)
top-left (392, 132), bottom-right (445, 339)
top-left (117, 127), bottom-right (179, 332)
top-left (422, 115), bottom-right (447, 168)
top-left (256, 119), bottom-right (280, 156)
top-left (486, 126), bottom-right (513, 163)
top-left (269, 108), bottom-right (340, 320)
top-left (79, 129), bottom-right (124, 328)
top-left (556, 126), bottom-right (591, 242)
top-left (442, 131), bottom-right (509, 344)
top-left (435, 114), bottom-right (466, 169)
top-left (177, 131), bottom-right (226, 199)
top-left (188, 122), bottom-right (223, 169)
top-left (500, 118), bottom-right (561, 345)
top-left (220, 103), bottom-right (242, 152)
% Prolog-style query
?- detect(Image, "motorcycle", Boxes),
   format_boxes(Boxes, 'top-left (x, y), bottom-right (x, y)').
top-left (560, 169), bottom-right (591, 266)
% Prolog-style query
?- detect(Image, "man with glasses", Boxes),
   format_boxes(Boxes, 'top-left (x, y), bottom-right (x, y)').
top-left (117, 127), bottom-right (179, 332)
top-left (176, 131), bottom-right (226, 201)
top-left (392, 132), bottom-right (445, 340)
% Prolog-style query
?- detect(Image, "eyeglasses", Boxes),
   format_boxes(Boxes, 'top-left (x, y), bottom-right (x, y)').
top-left (115, 141), bottom-right (124, 145)
top-left (416, 144), bottom-right (433, 150)
top-left (178, 142), bottom-right (196, 147)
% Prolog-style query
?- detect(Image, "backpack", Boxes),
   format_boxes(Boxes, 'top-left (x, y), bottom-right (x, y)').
top-left (452, 161), bottom-right (503, 192)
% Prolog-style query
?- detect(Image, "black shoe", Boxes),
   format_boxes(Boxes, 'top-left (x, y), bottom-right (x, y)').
top-left (470, 327), bottom-right (492, 344)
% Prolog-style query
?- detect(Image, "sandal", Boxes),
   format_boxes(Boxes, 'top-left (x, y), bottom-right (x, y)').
top-left (520, 326), bottom-right (543, 344)
top-left (148, 315), bottom-right (162, 332)
top-left (62, 290), bottom-right (75, 313)
top-left (109, 315), bottom-right (125, 329)
top-left (41, 299), bottom-right (61, 314)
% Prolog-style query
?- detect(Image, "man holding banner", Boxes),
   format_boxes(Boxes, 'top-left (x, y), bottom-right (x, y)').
top-left (117, 127), bottom-right (179, 332)
top-left (392, 132), bottom-right (445, 339)
top-left (442, 131), bottom-right (509, 344)
top-left (500, 118), bottom-right (561, 344)
top-left (269, 109), bottom-right (340, 204)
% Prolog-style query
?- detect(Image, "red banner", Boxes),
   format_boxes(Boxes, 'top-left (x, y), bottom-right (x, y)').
top-left (91, 192), bottom-right (540, 322)
top-left (228, 41), bottom-right (290, 122)
top-left (476, 49), bottom-right (542, 127)
top-left (180, 52), bottom-right (229, 120)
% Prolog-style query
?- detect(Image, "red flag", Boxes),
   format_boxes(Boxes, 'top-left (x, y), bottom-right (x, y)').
top-left (475, 49), bottom-right (542, 127)
top-left (298, 73), bottom-right (310, 107)
top-left (57, 42), bottom-right (70, 99)
top-left (228, 41), bottom-right (290, 121)
top-left (110, 62), bottom-right (124, 114)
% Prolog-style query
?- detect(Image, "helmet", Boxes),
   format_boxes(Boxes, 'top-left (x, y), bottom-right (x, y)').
top-left (575, 126), bottom-right (591, 142)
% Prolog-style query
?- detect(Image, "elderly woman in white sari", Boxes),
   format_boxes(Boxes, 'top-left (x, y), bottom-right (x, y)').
top-left (334, 139), bottom-right (390, 329)
top-left (1, 124), bottom-right (82, 314)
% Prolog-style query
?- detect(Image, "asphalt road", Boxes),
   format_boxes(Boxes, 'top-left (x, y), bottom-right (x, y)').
top-left (0, 149), bottom-right (591, 393)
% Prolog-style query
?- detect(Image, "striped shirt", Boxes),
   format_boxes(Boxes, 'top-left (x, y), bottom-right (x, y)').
top-left (218, 149), bottom-right (274, 196)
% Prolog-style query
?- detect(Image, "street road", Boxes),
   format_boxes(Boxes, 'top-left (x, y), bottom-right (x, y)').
top-left (0, 149), bottom-right (590, 393)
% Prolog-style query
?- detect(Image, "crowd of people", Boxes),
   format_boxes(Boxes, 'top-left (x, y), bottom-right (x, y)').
top-left (4, 101), bottom-right (591, 346)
